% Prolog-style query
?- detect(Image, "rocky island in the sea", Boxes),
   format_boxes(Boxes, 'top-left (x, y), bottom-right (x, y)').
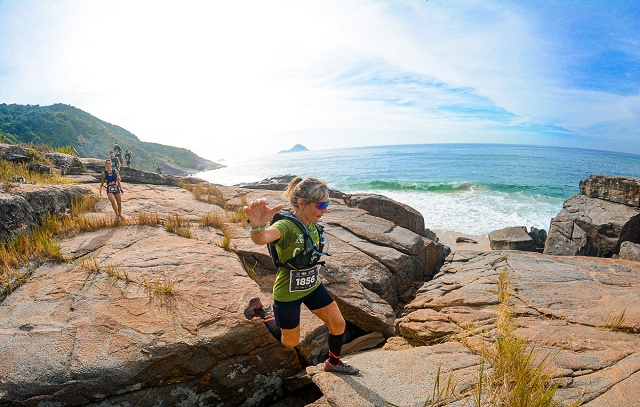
top-left (0, 143), bottom-right (639, 406)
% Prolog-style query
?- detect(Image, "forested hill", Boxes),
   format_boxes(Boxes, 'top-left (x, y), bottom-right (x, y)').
top-left (0, 103), bottom-right (223, 175)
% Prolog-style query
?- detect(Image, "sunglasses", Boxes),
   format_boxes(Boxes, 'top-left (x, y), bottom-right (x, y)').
top-left (313, 199), bottom-right (330, 210)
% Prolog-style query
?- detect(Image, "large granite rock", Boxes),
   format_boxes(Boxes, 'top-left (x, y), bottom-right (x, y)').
top-left (307, 341), bottom-right (481, 407)
top-left (545, 175), bottom-right (640, 257)
top-left (393, 250), bottom-right (640, 406)
top-left (44, 152), bottom-right (85, 175)
top-left (344, 194), bottom-right (426, 236)
top-left (0, 185), bottom-right (93, 242)
top-left (0, 181), bottom-right (437, 405)
top-left (79, 157), bottom-right (106, 173)
top-left (488, 226), bottom-right (536, 251)
top-left (620, 241), bottom-right (640, 262)
top-left (0, 225), bottom-right (299, 406)
top-left (0, 143), bottom-right (53, 174)
top-left (0, 192), bottom-right (35, 242)
top-left (0, 143), bottom-right (38, 162)
top-left (580, 174), bottom-right (640, 207)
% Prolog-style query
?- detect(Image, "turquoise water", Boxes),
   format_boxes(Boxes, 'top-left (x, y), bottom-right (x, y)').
top-left (196, 144), bottom-right (640, 235)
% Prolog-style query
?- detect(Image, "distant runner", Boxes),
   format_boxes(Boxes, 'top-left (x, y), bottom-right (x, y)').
top-left (99, 159), bottom-right (123, 218)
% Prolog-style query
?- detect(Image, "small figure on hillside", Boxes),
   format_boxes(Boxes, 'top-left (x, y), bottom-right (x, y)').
top-left (243, 176), bottom-right (359, 375)
top-left (109, 151), bottom-right (122, 172)
top-left (99, 159), bottom-right (124, 218)
top-left (124, 149), bottom-right (132, 168)
top-left (113, 143), bottom-right (123, 165)
top-left (157, 165), bottom-right (162, 174)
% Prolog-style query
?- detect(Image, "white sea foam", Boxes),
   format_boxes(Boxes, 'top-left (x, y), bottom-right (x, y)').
top-left (336, 188), bottom-right (563, 236)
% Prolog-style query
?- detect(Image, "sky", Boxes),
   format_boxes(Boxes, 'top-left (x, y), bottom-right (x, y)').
top-left (0, 0), bottom-right (639, 163)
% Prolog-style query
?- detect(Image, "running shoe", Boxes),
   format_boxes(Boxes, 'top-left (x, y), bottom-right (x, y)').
top-left (323, 359), bottom-right (359, 375)
top-left (244, 297), bottom-right (263, 320)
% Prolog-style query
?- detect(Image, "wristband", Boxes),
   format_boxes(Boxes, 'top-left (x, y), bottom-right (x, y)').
top-left (248, 222), bottom-right (268, 232)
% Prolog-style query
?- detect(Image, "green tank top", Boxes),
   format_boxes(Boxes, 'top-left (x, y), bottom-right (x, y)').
top-left (271, 218), bottom-right (321, 302)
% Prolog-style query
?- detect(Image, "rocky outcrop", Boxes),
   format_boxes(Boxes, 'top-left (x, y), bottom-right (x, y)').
top-left (0, 185), bottom-right (93, 242)
top-left (44, 152), bottom-right (85, 175)
top-left (488, 226), bottom-right (536, 251)
top-left (0, 180), bottom-right (440, 406)
top-left (620, 241), bottom-right (640, 261)
top-left (0, 192), bottom-right (36, 242)
top-left (67, 165), bottom-right (208, 188)
top-left (545, 175), bottom-right (640, 257)
top-left (580, 174), bottom-right (640, 207)
top-left (4, 162), bottom-right (639, 406)
top-left (344, 194), bottom-right (426, 236)
top-left (0, 143), bottom-right (53, 174)
top-left (78, 157), bottom-right (106, 173)
top-left (386, 250), bottom-right (640, 406)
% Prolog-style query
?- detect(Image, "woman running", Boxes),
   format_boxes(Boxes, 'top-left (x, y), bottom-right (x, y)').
top-left (243, 176), bottom-right (358, 375)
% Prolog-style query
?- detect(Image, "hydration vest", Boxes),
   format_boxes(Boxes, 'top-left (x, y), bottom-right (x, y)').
top-left (268, 212), bottom-right (327, 270)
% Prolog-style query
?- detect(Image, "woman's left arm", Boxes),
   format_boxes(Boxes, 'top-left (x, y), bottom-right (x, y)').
top-left (116, 170), bottom-right (123, 192)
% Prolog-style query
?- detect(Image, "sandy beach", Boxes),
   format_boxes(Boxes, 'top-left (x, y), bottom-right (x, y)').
top-left (433, 230), bottom-right (491, 251)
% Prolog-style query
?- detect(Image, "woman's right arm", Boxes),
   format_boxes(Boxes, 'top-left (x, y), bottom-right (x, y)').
top-left (250, 226), bottom-right (280, 245)
top-left (99, 173), bottom-right (105, 195)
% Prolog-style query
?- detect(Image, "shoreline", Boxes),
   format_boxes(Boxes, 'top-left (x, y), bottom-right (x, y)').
top-left (433, 229), bottom-right (491, 251)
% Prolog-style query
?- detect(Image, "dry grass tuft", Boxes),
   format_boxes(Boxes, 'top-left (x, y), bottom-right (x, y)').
top-left (0, 159), bottom-right (73, 187)
top-left (142, 273), bottom-right (179, 306)
top-left (137, 211), bottom-right (162, 226)
top-left (165, 213), bottom-right (192, 238)
top-left (473, 270), bottom-right (567, 407)
top-left (181, 183), bottom-right (227, 208)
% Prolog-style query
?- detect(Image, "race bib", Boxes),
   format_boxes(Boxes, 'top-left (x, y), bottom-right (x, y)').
top-left (107, 184), bottom-right (119, 194)
top-left (289, 266), bottom-right (318, 292)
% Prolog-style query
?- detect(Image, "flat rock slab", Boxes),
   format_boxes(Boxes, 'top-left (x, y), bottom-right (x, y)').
top-left (307, 341), bottom-right (480, 407)
top-left (397, 250), bottom-right (640, 406)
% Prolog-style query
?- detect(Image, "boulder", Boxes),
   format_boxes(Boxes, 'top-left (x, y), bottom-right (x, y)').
top-left (1, 184), bottom-right (93, 243)
top-left (528, 226), bottom-right (548, 250)
top-left (44, 152), bottom-right (85, 175)
top-left (620, 241), bottom-right (640, 262)
top-left (580, 174), bottom-right (640, 207)
top-left (118, 166), bottom-right (208, 187)
top-left (0, 143), bottom-right (39, 162)
top-left (344, 194), bottom-right (426, 236)
top-left (0, 192), bottom-right (35, 242)
top-left (10, 184), bottom-right (94, 221)
top-left (544, 194), bottom-right (640, 257)
top-left (488, 226), bottom-right (536, 251)
top-left (79, 157), bottom-right (107, 173)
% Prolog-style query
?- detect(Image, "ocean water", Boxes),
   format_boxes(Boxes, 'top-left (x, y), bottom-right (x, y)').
top-left (195, 144), bottom-right (640, 236)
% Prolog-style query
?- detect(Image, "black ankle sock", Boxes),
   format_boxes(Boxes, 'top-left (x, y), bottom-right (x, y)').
top-left (261, 315), bottom-right (281, 342)
top-left (328, 332), bottom-right (344, 365)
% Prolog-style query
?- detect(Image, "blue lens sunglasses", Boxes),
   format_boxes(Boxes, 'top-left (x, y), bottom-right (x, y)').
top-left (313, 199), bottom-right (330, 210)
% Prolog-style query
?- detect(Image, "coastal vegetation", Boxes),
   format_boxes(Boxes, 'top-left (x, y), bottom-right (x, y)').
top-left (0, 103), bottom-right (222, 174)
top-left (0, 152), bottom-right (72, 189)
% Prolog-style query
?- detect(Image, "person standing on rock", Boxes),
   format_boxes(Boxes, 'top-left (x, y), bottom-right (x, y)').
top-left (109, 151), bottom-right (122, 172)
top-left (243, 176), bottom-right (359, 375)
top-left (99, 159), bottom-right (124, 218)
top-left (124, 149), bottom-right (132, 168)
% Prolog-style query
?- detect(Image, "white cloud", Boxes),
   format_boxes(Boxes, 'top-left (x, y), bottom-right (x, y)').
top-left (0, 0), bottom-right (639, 160)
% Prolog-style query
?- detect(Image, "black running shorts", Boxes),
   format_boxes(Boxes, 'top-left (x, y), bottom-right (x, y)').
top-left (273, 283), bottom-right (334, 329)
